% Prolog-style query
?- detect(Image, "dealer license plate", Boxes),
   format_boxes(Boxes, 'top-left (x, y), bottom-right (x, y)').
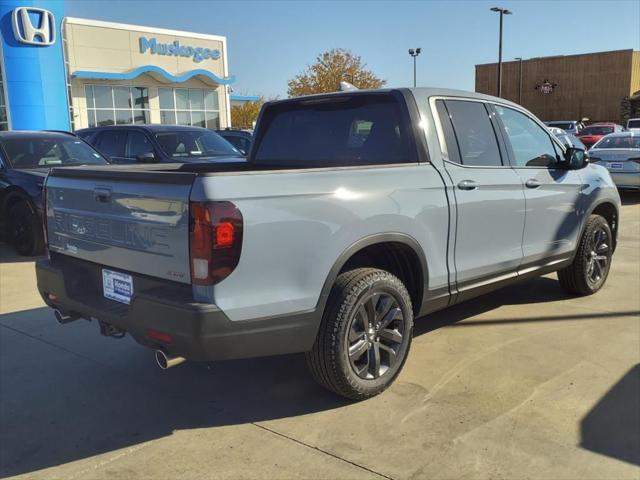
top-left (102, 269), bottom-right (133, 304)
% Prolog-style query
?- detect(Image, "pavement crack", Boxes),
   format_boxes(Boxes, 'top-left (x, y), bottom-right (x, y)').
top-left (251, 422), bottom-right (395, 480)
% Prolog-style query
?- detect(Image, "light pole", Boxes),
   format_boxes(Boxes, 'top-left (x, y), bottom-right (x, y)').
top-left (515, 56), bottom-right (523, 104)
top-left (490, 7), bottom-right (512, 97)
top-left (408, 48), bottom-right (422, 87)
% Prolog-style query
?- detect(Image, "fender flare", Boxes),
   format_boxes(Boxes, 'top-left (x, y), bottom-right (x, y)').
top-left (313, 232), bottom-right (429, 315)
top-left (584, 199), bottom-right (620, 251)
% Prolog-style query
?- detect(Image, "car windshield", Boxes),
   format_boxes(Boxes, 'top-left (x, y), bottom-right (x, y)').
top-left (565, 135), bottom-right (586, 150)
top-left (154, 130), bottom-right (241, 159)
top-left (593, 135), bottom-right (640, 149)
top-left (628, 120), bottom-right (640, 129)
top-left (547, 122), bottom-right (573, 130)
top-left (1, 136), bottom-right (108, 169)
top-left (581, 126), bottom-right (614, 135)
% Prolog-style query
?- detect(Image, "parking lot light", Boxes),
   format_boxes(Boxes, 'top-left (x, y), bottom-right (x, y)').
top-left (490, 7), bottom-right (512, 98)
top-left (408, 47), bottom-right (422, 88)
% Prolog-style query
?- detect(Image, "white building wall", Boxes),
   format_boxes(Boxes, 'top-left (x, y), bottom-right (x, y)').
top-left (63, 17), bottom-right (231, 130)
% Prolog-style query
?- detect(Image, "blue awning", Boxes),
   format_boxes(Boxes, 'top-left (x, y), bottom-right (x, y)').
top-left (230, 95), bottom-right (260, 102)
top-left (72, 65), bottom-right (235, 86)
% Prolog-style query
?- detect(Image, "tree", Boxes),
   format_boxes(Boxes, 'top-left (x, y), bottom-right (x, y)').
top-left (230, 98), bottom-right (264, 129)
top-left (287, 49), bottom-right (385, 97)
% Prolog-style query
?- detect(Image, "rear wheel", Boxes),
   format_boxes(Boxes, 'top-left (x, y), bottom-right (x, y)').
top-left (306, 268), bottom-right (413, 400)
top-left (8, 202), bottom-right (44, 256)
top-left (558, 214), bottom-right (613, 295)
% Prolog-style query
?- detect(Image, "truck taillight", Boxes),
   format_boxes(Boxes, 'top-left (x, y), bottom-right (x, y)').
top-left (189, 201), bottom-right (243, 285)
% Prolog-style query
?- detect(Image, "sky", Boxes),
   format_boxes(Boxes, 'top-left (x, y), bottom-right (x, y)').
top-left (65, 0), bottom-right (640, 99)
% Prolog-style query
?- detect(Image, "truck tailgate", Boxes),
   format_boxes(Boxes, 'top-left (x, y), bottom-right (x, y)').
top-left (45, 167), bottom-right (196, 284)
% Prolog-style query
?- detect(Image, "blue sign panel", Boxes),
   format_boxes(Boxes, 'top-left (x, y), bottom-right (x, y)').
top-left (0, 0), bottom-right (69, 130)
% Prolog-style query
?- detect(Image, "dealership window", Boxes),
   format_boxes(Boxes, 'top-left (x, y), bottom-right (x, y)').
top-left (84, 85), bottom-right (150, 127)
top-left (0, 64), bottom-right (7, 131)
top-left (158, 88), bottom-right (220, 130)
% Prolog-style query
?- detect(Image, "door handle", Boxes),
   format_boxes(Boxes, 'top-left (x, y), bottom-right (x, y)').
top-left (457, 180), bottom-right (478, 190)
top-left (93, 187), bottom-right (112, 203)
top-left (525, 179), bottom-right (542, 189)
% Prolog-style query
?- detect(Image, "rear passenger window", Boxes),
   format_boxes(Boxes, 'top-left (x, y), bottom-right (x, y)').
top-left (445, 100), bottom-right (503, 167)
top-left (96, 130), bottom-right (126, 157)
top-left (225, 135), bottom-right (250, 153)
top-left (126, 131), bottom-right (152, 158)
top-left (75, 131), bottom-right (94, 142)
top-left (253, 94), bottom-right (415, 167)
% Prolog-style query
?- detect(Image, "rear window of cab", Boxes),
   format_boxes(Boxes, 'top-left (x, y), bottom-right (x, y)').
top-left (252, 93), bottom-right (417, 167)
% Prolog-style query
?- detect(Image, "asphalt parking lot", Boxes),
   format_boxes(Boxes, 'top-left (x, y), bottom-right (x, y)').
top-left (1, 193), bottom-right (639, 480)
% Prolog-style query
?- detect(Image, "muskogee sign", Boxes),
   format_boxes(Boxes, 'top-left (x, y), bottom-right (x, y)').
top-left (139, 37), bottom-right (221, 63)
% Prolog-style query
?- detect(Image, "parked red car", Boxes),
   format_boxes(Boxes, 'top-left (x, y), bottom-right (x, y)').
top-left (577, 123), bottom-right (624, 148)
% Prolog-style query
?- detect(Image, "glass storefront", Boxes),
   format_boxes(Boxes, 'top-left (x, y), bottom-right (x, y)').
top-left (159, 87), bottom-right (220, 130)
top-left (0, 63), bottom-right (7, 131)
top-left (85, 85), bottom-right (150, 127)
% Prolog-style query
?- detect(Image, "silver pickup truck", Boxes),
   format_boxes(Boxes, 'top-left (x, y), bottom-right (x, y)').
top-left (36, 88), bottom-right (621, 400)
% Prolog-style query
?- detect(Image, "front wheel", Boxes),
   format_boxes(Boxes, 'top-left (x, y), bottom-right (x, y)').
top-left (558, 214), bottom-right (613, 295)
top-left (306, 268), bottom-right (414, 400)
top-left (8, 202), bottom-right (44, 257)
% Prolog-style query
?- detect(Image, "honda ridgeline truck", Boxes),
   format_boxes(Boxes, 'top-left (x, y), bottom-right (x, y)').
top-left (36, 88), bottom-right (621, 400)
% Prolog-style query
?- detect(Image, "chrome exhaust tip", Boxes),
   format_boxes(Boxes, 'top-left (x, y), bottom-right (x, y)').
top-left (155, 350), bottom-right (186, 370)
top-left (54, 309), bottom-right (76, 324)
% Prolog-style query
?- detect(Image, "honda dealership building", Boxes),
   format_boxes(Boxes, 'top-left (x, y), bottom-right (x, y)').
top-left (0, 0), bottom-right (236, 131)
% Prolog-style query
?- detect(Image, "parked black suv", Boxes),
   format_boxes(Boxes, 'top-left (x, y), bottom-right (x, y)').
top-left (77, 125), bottom-right (245, 164)
top-left (0, 131), bottom-right (109, 255)
top-left (215, 128), bottom-right (253, 155)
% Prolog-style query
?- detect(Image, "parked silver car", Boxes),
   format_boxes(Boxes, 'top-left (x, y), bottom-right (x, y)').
top-left (36, 88), bottom-right (621, 399)
top-left (589, 132), bottom-right (640, 190)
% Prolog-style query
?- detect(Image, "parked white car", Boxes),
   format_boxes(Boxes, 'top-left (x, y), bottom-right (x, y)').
top-left (589, 132), bottom-right (640, 190)
top-left (626, 118), bottom-right (640, 131)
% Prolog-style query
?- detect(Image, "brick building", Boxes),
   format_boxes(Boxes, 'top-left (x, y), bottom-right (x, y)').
top-left (475, 49), bottom-right (640, 124)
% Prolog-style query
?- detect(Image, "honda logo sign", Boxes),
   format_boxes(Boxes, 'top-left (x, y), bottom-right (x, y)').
top-left (11, 7), bottom-right (56, 46)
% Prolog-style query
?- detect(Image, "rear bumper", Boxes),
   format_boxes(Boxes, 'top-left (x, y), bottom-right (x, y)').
top-left (35, 255), bottom-right (319, 361)
top-left (610, 171), bottom-right (640, 189)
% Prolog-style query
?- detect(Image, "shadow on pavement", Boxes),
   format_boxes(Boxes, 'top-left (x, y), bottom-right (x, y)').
top-left (0, 243), bottom-right (43, 264)
top-left (0, 276), bottom-right (636, 477)
top-left (580, 364), bottom-right (640, 466)
top-left (0, 307), bottom-right (348, 478)
top-left (414, 276), bottom-right (637, 336)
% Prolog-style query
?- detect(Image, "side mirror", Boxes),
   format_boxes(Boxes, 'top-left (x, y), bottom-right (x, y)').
top-left (564, 147), bottom-right (589, 170)
top-left (136, 151), bottom-right (157, 163)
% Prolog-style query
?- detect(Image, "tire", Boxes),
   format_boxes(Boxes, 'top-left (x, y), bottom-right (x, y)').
top-left (558, 214), bottom-right (613, 296)
top-left (8, 202), bottom-right (44, 256)
top-left (306, 268), bottom-right (414, 400)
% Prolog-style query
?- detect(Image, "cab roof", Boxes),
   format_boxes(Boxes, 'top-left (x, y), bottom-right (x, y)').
top-left (0, 130), bottom-right (77, 139)
top-left (76, 124), bottom-right (212, 133)
top-left (267, 87), bottom-right (522, 110)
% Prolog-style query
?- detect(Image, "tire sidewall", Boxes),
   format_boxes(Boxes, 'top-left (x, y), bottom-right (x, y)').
top-left (335, 272), bottom-right (414, 395)
top-left (581, 216), bottom-right (612, 293)
top-left (9, 202), bottom-right (40, 256)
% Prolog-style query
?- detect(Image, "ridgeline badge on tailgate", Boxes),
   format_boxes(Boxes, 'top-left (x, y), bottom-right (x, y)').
top-left (54, 211), bottom-right (170, 250)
